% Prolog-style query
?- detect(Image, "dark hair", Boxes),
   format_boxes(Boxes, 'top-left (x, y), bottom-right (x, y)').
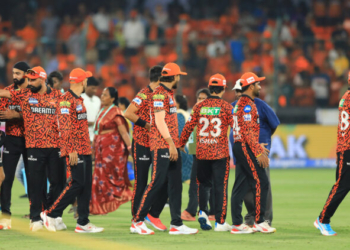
top-left (241, 82), bottom-right (256, 93)
top-left (118, 97), bottom-right (130, 108)
top-left (209, 86), bottom-right (224, 94)
top-left (175, 95), bottom-right (188, 110)
top-left (196, 88), bottom-right (210, 98)
top-left (87, 76), bottom-right (99, 86)
top-left (47, 71), bottom-right (63, 87)
top-left (149, 65), bottom-right (162, 82)
top-left (106, 87), bottom-right (119, 106)
top-left (160, 75), bottom-right (175, 82)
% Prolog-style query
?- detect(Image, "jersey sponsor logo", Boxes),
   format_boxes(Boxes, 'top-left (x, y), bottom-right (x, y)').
top-left (154, 101), bottom-right (164, 107)
top-left (77, 113), bottom-right (87, 120)
top-left (28, 155), bottom-right (37, 161)
top-left (200, 107), bottom-right (221, 115)
top-left (161, 152), bottom-right (170, 158)
top-left (169, 107), bottom-right (177, 113)
top-left (30, 107), bottom-right (56, 114)
top-left (138, 93), bottom-right (147, 99)
top-left (169, 98), bottom-right (174, 105)
top-left (60, 101), bottom-right (71, 107)
top-left (243, 114), bottom-right (251, 121)
top-left (199, 138), bottom-right (218, 144)
top-left (233, 105), bottom-right (238, 114)
top-left (61, 108), bottom-right (69, 114)
top-left (76, 104), bottom-right (83, 111)
top-left (244, 105), bottom-right (252, 113)
top-left (339, 99), bottom-right (345, 107)
top-left (29, 98), bottom-right (38, 105)
top-left (77, 158), bottom-right (84, 164)
top-left (3, 147), bottom-right (9, 154)
top-left (9, 104), bottom-right (21, 111)
top-left (139, 155), bottom-right (150, 161)
top-left (153, 94), bottom-right (165, 100)
top-left (247, 77), bottom-right (255, 84)
top-left (133, 97), bottom-right (142, 105)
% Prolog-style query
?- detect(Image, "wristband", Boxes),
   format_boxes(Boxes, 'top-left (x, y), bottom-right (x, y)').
top-left (135, 118), bottom-right (147, 128)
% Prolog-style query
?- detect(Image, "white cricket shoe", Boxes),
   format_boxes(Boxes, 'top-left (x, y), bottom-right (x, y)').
top-left (40, 212), bottom-right (56, 232)
top-left (198, 210), bottom-right (212, 230)
top-left (133, 221), bottom-right (154, 235)
top-left (169, 224), bottom-right (198, 235)
top-left (231, 224), bottom-right (254, 234)
top-left (30, 220), bottom-right (44, 232)
top-left (214, 222), bottom-right (232, 232)
top-left (254, 221), bottom-right (276, 233)
top-left (55, 217), bottom-right (67, 231)
top-left (0, 219), bottom-right (11, 230)
top-left (75, 223), bottom-right (104, 233)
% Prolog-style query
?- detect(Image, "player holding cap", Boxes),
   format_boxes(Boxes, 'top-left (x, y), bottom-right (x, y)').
top-left (231, 72), bottom-right (276, 234)
top-left (125, 65), bottom-right (168, 232)
top-left (179, 74), bottom-right (232, 232)
top-left (0, 61), bottom-right (30, 230)
top-left (41, 68), bottom-right (104, 233)
top-left (0, 66), bottom-right (65, 231)
top-left (133, 63), bottom-right (198, 235)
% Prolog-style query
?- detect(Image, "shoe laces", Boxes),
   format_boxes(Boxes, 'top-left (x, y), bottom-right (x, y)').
top-left (324, 224), bottom-right (333, 232)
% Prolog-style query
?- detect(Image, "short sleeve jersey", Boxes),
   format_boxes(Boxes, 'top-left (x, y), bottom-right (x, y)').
top-left (131, 86), bottom-right (152, 147)
top-left (337, 90), bottom-right (350, 152)
top-left (10, 87), bottom-right (61, 148)
top-left (58, 90), bottom-right (92, 157)
top-left (149, 84), bottom-right (179, 151)
top-left (233, 95), bottom-right (263, 157)
top-left (0, 84), bottom-right (24, 137)
top-left (179, 96), bottom-right (233, 160)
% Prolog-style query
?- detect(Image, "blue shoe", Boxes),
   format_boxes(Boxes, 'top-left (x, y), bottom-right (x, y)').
top-left (198, 210), bottom-right (212, 230)
top-left (314, 217), bottom-right (337, 236)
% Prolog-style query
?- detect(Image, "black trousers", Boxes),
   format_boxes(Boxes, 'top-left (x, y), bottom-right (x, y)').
top-left (135, 148), bottom-right (182, 226)
top-left (47, 155), bottom-right (92, 226)
top-left (186, 156), bottom-right (216, 216)
top-left (131, 141), bottom-right (167, 219)
top-left (197, 157), bottom-right (230, 224)
top-left (0, 135), bottom-right (28, 218)
top-left (319, 150), bottom-right (350, 224)
top-left (231, 142), bottom-right (269, 225)
top-left (27, 148), bottom-right (64, 222)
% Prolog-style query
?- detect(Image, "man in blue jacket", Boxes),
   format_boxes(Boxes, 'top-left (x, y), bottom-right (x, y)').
top-left (230, 79), bottom-right (280, 227)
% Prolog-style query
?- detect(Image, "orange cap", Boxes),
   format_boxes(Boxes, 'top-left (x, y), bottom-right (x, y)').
top-left (348, 71), bottom-right (350, 82)
top-left (161, 63), bottom-right (187, 76)
top-left (24, 66), bottom-right (47, 80)
top-left (208, 74), bottom-right (226, 87)
top-left (239, 72), bottom-right (265, 87)
top-left (69, 68), bottom-right (92, 84)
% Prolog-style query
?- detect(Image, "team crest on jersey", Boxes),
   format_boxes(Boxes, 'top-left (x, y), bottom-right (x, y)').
top-left (133, 97), bottom-right (142, 105)
top-left (244, 105), bottom-right (252, 113)
top-left (138, 93), bottom-right (147, 99)
top-left (76, 104), bottom-right (83, 111)
top-left (200, 107), bottom-right (221, 115)
top-left (153, 94), bottom-right (165, 100)
top-left (169, 98), bottom-right (174, 105)
top-left (61, 108), bottom-right (69, 114)
top-left (339, 99), bottom-right (345, 107)
top-left (29, 98), bottom-right (38, 105)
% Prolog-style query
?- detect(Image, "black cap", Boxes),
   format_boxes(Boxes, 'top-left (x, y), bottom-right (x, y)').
top-left (13, 61), bottom-right (30, 73)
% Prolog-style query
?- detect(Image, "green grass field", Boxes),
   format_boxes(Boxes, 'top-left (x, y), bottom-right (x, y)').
top-left (1, 168), bottom-right (350, 250)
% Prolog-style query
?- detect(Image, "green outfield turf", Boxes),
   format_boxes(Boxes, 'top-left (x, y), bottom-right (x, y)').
top-left (1, 168), bottom-right (350, 250)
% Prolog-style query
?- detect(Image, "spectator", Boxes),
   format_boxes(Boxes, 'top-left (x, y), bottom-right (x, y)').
top-left (47, 71), bottom-right (64, 93)
top-left (123, 10), bottom-right (145, 57)
top-left (93, 6), bottom-right (110, 34)
top-left (153, 4), bottom-right (168, 30)
top-left (96, 33), bottom-right (113, 65)
top-left (310, 66), bottom-right (331, 107)
top-left (41, 9), bottom-right (60, 41)
top-left (332, 49), bottom-right (349, 77)
top-left (206, 38), bottom-right (226, 58)
top-left (332, 22), bottom-right (348, 51)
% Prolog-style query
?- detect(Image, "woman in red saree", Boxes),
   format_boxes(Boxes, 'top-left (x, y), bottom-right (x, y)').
top-left (90, 87), bottom-right (133, 215)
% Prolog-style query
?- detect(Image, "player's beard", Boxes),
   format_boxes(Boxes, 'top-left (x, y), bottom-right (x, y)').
top-left (28, 84), bottom-right (42, 93)
top-left (13, 78), bottom-right (25, 86)
top-left (172, 81), bottom-right (178, 89)
top-left (253, 88), bottom-right (260, 97)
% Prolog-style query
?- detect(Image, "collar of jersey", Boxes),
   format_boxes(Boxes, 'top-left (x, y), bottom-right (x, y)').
top-left (147, 85), bottom-right (153, 92)
top-left (241, 94), bottom-right (254, 101)
top-left (46, 86), bottom-right (52, 94)
top-left (159, 83), bottom-right (172, 92)
top-left (208, 95), bottom-right (221, 99)
top-left (68, 89), bottom-right (79, 99)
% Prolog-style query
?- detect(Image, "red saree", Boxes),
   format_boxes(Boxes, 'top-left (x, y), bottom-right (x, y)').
top-left (90, 105), bottom-right (132, 215)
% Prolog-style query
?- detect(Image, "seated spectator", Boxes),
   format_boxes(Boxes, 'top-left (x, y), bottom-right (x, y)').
top-left (310, 66), bottom-right (330, 107)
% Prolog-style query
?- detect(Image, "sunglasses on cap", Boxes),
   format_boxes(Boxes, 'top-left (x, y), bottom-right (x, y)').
top-left (26, 69), bottom-right (38, 76)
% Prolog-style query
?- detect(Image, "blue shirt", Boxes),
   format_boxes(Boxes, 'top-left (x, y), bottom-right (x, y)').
top-left (230, 98), bottom-right (280, 151)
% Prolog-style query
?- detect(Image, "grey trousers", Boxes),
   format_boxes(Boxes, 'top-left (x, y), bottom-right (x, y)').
top-left (243, 167), bottom-right (273, 226)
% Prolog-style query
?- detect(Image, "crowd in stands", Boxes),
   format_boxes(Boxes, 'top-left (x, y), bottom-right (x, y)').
top-left (1, 0), bottom-right (350, 108)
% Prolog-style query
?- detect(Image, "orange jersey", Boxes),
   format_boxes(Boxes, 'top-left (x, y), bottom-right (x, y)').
top-left (180, 96), bottom-right (233, 160)
top-left (10, 87), bottom-right (61, 148)
top-left (337, 90), bottom-right (350, 152)
top-left (59, 90), bottom-right (92, 157)
top-left (0, 84), bottom-right (25, 137)
top-left (131, 86), bottom-right (152, 147)
top-left (149, 84), bottom-right (179, 151)
top-left (233, 95), bottom-right (263, 157)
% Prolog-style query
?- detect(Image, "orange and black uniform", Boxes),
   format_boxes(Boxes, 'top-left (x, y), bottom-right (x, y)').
top-left (10, 87), bottom-right (64, 222)
top-left (179, 96), bottom-right (232, 224)
top-left (319, 89), bottom-right (350, 224)
top-left (0, 84), bottom-right (29, 218)
top-left (130, 86), bottom-right (167, 219)
top-left (231, 95), bottom-right (269, 225)
top-left (47, 90), bottom-right (92, 226)
top-left (135, 83), bottom-right (182, 226)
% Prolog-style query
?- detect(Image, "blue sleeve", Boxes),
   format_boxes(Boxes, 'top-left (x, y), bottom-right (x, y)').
top-left (177, 113), bottom-right (186, 137)
top-left (231, 101), bottom-right (237, 107)
top-left (262, 102), bottom-right (280, 130)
